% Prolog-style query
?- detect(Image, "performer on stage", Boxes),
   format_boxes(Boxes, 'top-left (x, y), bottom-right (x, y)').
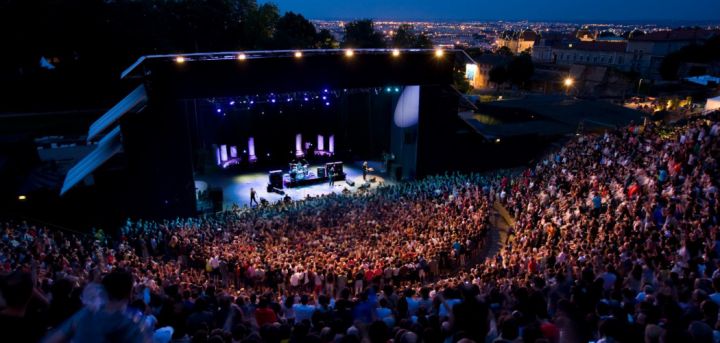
top-left (328, 165), bottom-right (335, 187)
top-left (250, 188), bottom-right (259, 207)
top-left (362, 161), bottom-right (369, 181)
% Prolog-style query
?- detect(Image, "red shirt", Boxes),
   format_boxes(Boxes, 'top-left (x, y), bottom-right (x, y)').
top-left (255, 307), bottom-right (278, 327)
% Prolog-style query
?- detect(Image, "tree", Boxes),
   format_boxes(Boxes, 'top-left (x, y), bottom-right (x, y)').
top-left (392, 24), bottom-right (416, 48)
top-left (273, 11), bottom-right (317, 49)
top-left (243, 2), bottom-right (280, 49)
top-left (507, 53), bottom-right (534, 89)
top-left (391, 24), bottom-right (434, 49)
top-left (342, 19), bottom-right (386, 48)
top-left (488, 66), bottom-right (508, 90)
top-left (496, 46), bottom-right (514, 56)
top-left (454, 70), bottom-right (472, 94)
top-left (659, 36), bottom-right (720, 80)
top-left (315, 29), bottom-right (339, 49)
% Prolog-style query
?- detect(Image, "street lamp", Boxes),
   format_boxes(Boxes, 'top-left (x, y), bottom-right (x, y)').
top-left (563, 77), bottom-right (574, 95)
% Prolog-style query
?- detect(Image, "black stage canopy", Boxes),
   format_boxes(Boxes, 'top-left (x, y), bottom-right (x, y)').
top-left (64, 49), bottom-right (472, 218)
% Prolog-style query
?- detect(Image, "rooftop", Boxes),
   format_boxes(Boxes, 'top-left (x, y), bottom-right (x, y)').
top-left (630, 28), bottom-right (720, 42)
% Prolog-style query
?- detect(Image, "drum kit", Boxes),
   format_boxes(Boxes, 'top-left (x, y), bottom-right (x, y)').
top-left (288, 163), bottom-right (310, 180)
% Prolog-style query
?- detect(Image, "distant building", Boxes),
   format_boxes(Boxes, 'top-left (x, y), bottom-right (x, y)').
top-left (495, 29), bottom-right (538, 54)
top-left (466, 54), bottom-right (512, 89)
top-left (532, 32), bottom-right (575, 63)
top-left (626, 28), bottom-right (720, 78)
top-left (575, 28), bottom-right (596, 42)
top-left (551, 41), bottom-right (631, 70)
top-left (535, 28), bottom-right (720, 80)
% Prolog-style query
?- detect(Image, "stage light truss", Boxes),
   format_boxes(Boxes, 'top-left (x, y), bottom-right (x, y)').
top-left (205, 86), bottom-right (399, 110)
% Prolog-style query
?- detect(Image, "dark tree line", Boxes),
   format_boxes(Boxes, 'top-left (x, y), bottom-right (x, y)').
top-left (0, 1), bottom-right (438, 110)
top-left (488, 52), bottom-right (535, 90)
top-left (659, 35), bottom-right (720, 80)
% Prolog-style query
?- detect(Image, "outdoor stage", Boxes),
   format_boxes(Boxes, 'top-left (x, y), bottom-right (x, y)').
top-left (196, 161), bottom-right (392, 210)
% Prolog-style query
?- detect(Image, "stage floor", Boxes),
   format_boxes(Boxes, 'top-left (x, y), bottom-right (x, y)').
top-left (196, 161), bottom-right (391, 210)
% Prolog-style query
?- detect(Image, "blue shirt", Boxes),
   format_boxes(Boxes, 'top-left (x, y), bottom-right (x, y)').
top-left (57, 307), bottom-right (149, 343)
top-left (292, 304), bottom-right (316, 323)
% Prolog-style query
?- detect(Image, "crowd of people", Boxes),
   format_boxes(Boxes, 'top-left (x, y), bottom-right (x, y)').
top-left (0, 112), bottom-right (718, 343)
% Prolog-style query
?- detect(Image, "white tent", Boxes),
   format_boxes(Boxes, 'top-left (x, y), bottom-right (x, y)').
top-left (706, 96), bottom-right (720, 112)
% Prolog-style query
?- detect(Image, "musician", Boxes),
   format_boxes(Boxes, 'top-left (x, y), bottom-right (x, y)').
top-left (362, 161), bottom-right (369, 181)
top-left (250, 188), bottom-right (258, 207)
top-left (328, 164), bottom-right (335, 187)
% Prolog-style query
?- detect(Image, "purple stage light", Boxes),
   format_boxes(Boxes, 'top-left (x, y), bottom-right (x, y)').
top-left (287, 98), bottom-right (292, 102)
top-left (295, 134), bottom-right (303, 157)
top-left (317, 134), bottom-right (325, 151)
top-left (304, 97), bottom-right (309, 101)
top-left (323, 89), bottom-right (328, 93)
top-left (216, 108), bottom-right (222, 113)
top-left (248, 137), bottom-right (256, 158)
top-left (230, 146), bottom-right (238, 158)
top-left (271, 99), bottom-right (276, 103)
top-left (325, 102), bottom-right (330, 106)
top-left (249, 100), bottom-right (254, 104)
top-left (229, 101), bottom-right (235, 105)
top-left (220, 145), bottom-right (228, 162)
top-left (322, 96), bottom-right (327, 100)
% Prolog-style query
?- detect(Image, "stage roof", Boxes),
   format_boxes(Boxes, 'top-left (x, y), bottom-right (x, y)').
top-left (120, 49), bottom-right (466, 99)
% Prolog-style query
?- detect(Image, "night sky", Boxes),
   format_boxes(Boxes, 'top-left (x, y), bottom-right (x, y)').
top-left (259, 0), bottom-right (720, 22)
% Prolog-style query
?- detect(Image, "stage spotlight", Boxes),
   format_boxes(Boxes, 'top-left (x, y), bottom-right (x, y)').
top-left (249, 100), bottom-right (254, 104)
top-left (392, 49), bottom-right (400, 57)
top-left (495, 138), bottom-right (501, 143)
top-left (394, 87), bottom-right (400, 92)
top-left (267, 153), bottom-right (271, 157)
top-left (175, 56), bottom-right (186, 63)
top-left (323, 89), bottom-right (329, 93)
top-left (229, 101), bottom-right (235, 106)
top-left (386, 87), bottom-right (392, 92)
top-left (237, 53), bottom-right (247, 60)
top-left (345, 49), bottom-right (354, 57)
top-left (18, 195), bottom-right (27, 201)
top-left (294, 51), bottom-right (303, 58)
top-left (304, 97), bottom-right (309, 101)
top-left (435, 49), bottom-right (444, 57)
top-left (322, 96), bottom-right (327, 100)
top-left (271, 99), bottom-right (276, 103)
top-left (325, 102), bottom-right (330, 106)
top-left (216, 108), bottom-right (222, 113)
